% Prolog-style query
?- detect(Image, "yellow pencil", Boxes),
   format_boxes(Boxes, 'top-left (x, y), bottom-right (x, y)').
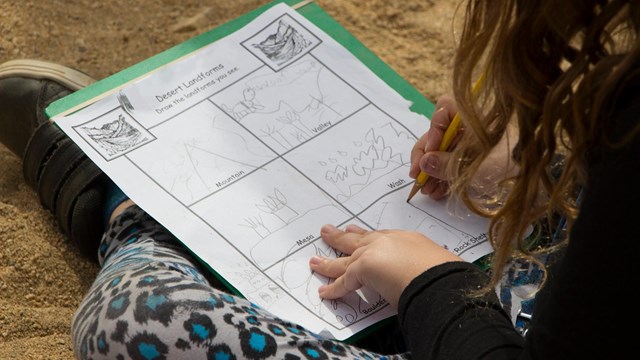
top-left (406, 76), bottom-right (484, 202)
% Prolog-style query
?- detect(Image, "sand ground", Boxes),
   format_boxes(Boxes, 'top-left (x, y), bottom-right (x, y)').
top-left (0, 0), bottom-right (460, 358)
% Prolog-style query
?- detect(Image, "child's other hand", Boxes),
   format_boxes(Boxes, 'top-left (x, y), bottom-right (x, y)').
top-left (410, 95), bottom-right (519, 201)
top-left (310, 223), bottom-right (462, 309)
top-left (410, 95), bottom-right (459, 200)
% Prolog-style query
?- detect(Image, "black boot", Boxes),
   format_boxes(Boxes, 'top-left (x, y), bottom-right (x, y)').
top-left (0, 59), bottom-right (107, 262)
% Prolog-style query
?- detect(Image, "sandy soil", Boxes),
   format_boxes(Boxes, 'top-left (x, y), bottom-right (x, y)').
top-left (0, 0), bottom-right (460, 358)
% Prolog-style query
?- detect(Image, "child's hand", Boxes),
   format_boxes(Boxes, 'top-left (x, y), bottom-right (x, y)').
top-left (310, 223), bottom-right (462, 309)
top-left (409, 95), bottom-right (459, 200)
top-left (410, 95), bottom-right (519, 201)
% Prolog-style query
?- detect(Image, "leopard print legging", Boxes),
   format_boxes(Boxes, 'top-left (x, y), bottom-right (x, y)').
top-left (71, 205), bottom-right (410, 360)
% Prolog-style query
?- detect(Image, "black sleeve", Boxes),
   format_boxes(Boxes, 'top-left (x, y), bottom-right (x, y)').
top-left (522, 72), bottom-right (640, 359)
top-left (397, 72), bottom-right (640, 359)
top-left (397, 262), bottom-right (524, 359)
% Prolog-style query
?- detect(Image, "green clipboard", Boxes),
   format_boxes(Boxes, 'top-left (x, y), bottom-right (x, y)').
top-left (44, 0), bottom-right (438, 344)
top-left (46, 0), bottom-right (434, 119)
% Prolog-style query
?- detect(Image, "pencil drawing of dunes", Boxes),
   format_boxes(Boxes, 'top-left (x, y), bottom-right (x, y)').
top-left (82, 114), bottom-right (147, 155)
top-left (254, 20), bottom-right (311, 65)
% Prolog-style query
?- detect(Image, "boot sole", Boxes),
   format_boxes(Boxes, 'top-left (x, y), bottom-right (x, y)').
top-left (0, 59), bottom-right (95, 90)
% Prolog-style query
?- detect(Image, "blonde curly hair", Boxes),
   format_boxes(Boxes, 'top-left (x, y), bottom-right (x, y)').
top-left (450, 0), bottom-right (640, 293)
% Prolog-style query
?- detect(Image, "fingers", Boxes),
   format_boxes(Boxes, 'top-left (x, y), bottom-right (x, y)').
top-left (410, 131), bottom-right (429, 178)
top-left (312, 224), bottom-right (370, 299)
top-left (309, 253), bottom-right (355, 299)
top-left (433, 95), bottom-right (458, 130)
top-left (422, 177), bottom-right (449, 200)
top-left (410, 95), bottom-right (458, 181)
top-left (309, 252), bottom-right (365, 300)
top-left (309, 255), bottom-right (350, 279)
top-left (344, 223), bottom-right (367, 234)
top-left (317, 272), bottom-right (361, 299)
top-left (428, 96), bottom-right (458, 148)
top-left (409, 106), bottom-right (449, 180)
top-left (420, 151), bottom-right (451, 179)
top-left (319, 224), bottom-right (370, 254)
top-left (419, 151), bottom-right (452, 199)
top-left (430, 96), bottom-right (459, 149)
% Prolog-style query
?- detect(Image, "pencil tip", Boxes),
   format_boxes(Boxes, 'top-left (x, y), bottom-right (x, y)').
top-left (406, 184), bottom-right (420, 202)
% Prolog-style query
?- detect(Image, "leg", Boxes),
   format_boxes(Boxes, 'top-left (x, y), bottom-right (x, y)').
top-left (0, 59), bottom-right (107, 261)
top-left (0, 60), bottom-right (410, 359)
top-left (73, 205), bottom-right (411, 359)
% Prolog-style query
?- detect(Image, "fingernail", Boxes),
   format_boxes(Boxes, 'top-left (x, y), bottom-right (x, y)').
top-left (321, 224), bottom-right (337, 234)
top-left (422, 153), bottom-right (439, 173)
top-left (427, 153), bottom-right (439, 169)
top-left (318, 285), bottom-right (328, 297)
top-left (309, 256), bottom-right (324, 266)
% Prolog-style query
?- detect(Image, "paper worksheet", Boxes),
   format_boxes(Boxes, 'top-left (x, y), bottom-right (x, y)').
top-left (53, 3), bottom-right (493, 340)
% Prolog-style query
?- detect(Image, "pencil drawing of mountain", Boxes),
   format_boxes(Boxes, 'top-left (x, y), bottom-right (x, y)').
top-left (254, 19), bottom-right (311, 65)
top-left (82, 114), bottom-right (147, 156)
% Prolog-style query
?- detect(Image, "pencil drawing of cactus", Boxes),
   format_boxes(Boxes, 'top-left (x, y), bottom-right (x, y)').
top-left (277, 110), bottom-right (310, 137)
top-left (240, 215), bottom-right (271, 238)
top-left (260, 122), bottom-right (292, 149)
top-left (256, 188), bottom-right (298, 224)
